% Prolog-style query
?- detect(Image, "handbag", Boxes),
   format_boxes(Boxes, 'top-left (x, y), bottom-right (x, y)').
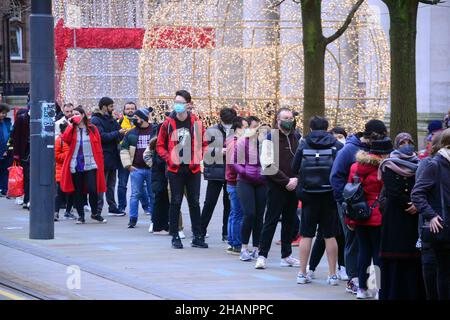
top-left (342, 174), bottom-right (378, 221)
top-left (420, 162), bottom-right (450, 244)
top-left (7, 160), bottom-right (24, 198)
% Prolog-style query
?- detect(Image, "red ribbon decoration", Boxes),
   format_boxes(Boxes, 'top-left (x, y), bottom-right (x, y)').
top-left (54, 19), bottom-right (215, 71)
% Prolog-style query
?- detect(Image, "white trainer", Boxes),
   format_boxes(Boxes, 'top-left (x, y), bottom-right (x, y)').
top-left (327, 275), bottom-right (339, 286)
top-left (356, 288), bottom-right (374, 299)
top-left (306, 270), bottom-right (316, 279)
top-left (148, 223), bottom-right (153, 233)
top-left (178, 230), bottom-right (186, 239)
top-left (255, 256), bottom-right (267, 269)
top-left (296, 273), bottom-right (312, 284)
top-left (280, 256), bottom-right (300, 267)
top-left (337, 267), bottom-right (349, 281)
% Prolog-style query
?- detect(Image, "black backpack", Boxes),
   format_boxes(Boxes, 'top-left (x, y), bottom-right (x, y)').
top-left (298, 147), bottom-right (336, 194)
top-left (342, 175), bottom-right (377, 221)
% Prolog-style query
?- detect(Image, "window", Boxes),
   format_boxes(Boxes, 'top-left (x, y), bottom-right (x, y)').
top-left (10, 25), bottom-right (23, 60)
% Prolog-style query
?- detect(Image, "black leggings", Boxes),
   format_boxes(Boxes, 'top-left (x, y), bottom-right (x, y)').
top-left (237, 180), bottom-right (267, 247)
top-left (422, 248), bottom-right (438, 300)
top-left (72, 170), bottom-right (99, 218)
top-left (433, 246), bottom-right (450, 300)
top-left (55, 182), bottom-right (73, 214)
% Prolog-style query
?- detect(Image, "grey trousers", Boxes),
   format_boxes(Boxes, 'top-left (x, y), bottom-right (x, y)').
top-left (337, 202), bottom-right (359, 279)
top-left (98, 169), bottom-right (118, 214)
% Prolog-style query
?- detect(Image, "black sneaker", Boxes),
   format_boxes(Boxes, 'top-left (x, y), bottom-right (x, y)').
top-left (108, 207), bottom-right (126, 216)
top-left (192, 236), bottom-right (208, 248)
top-left (172, 236), bottom-right (183, 249)
top-left (64, 212), bottom-right (77, 220)
top-left (91, 215), bottom-right (107, 224)
top-left (128, 217), bottom-right (137, 228)
top-left (222, 235), bottom-right (228, 242)
top-left (76, 217), bottom-right (85, 224)
top-left (54, 213), bottom-right (59, 222)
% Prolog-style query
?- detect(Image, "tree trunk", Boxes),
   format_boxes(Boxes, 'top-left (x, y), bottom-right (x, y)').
top-left (301, 0), bottom-right (326, 136)
top-left (384, 0), bottom-right (419, 144)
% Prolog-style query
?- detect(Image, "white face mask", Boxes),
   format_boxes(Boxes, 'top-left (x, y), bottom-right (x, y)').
top-left (338, 138), bottom-right (346, 145)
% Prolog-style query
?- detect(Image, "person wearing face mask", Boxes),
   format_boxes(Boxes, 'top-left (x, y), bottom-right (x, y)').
top-left (91, 97), bottom-right (127, 216)
top-left (120, 108), bottom-right (156, 228)
top-left (60, 106), bottom-right (107, 224)
top-left (201, 107), bottom-right (236, 243)
top-left (156, 90), bottom-right (208, 249)
top-left (378, 133), bottom-right (425, 300)
top-left (117, 102), bottom-right (151, 215)
top-left (225, 116), bottom-right (248, 255)
top-left (255, 108), bottom-right (300, 269)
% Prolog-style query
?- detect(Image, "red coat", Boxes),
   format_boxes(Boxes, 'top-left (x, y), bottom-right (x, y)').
top-left (55, 136), bottom-right (69, 183)
top-left (346, 151), bottom-right (384, 227)
top-left (156, 113), bottom-right (207, 174)
top-left (60, 124), bottom-right (106, 193)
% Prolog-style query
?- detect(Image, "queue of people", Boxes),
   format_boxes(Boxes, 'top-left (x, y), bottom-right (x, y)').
top-left (0, 91), bottom-right (449, 301)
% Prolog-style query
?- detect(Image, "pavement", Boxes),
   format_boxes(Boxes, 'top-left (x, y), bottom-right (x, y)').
top-left (0, 178), bottom-right (354, 300)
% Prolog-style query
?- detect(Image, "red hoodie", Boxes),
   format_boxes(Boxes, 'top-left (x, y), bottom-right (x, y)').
top-left (156, 113), bottom-right (207, 174)
top-left (346, 151), bottom-right (384, 228)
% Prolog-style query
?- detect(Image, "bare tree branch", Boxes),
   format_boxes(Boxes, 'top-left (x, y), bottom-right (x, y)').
top-left (325, 0), bottom-right (365, 45)
top-left (269, 0), bottom-right (287, 9)
top-left (419, 0), bottom-right (442, 4)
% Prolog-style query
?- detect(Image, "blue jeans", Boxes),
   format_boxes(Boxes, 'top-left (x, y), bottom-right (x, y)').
top-left (227, 184), bottom-right (243, 248)
top-left (129, 168), bottom-right (154, 219)
top-left (118, 166), bottom-right (150, 212)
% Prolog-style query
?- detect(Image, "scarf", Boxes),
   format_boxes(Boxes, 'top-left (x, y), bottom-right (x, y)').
top-left (378, 149), bottom-right (419, 180)
top-left (438, 147), bottom-right (450, 163)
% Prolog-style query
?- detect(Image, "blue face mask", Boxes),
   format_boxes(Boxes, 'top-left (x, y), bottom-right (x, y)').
top-left (174, 103), bottom-right (186, 113)
top-left (399, 144), bottom-right (415, 155)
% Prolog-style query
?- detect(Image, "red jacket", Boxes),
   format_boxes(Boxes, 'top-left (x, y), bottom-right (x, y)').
top-left (60, 124), bottom-right (106, 193)
top-left (55, 136), bottom-right (69, 183)
top-left (156, 113), bottom-right (207, 174)
top-left (346, 151), bottom-right (384, 227)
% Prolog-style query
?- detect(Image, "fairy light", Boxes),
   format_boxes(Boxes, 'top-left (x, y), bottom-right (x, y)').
top-left (53, 0), bottom-right (390, 133)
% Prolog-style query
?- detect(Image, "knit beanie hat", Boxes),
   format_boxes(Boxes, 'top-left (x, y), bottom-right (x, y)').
top-left (394, 132), bottom-right (415, 149)
top-left (427, 120), bottom-right (442, 134)
top-left (134, 108), bottom-right (150, 121)
top-left (370, 137), bottom-right (394, 155)
top-left (364, 119), bottom-right (387, 136)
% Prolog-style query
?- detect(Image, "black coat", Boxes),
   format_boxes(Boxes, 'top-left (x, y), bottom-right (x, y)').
top-left (380, 167), bottom-right (420, 259)
top-left (203, 123), bottom-right (227, 181)
top-left (90, 111), bottom-right (122, 171)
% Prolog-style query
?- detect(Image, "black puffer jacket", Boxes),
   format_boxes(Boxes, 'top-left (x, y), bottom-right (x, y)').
top-left (203, 123), bottom-right (227, 181)
top-left (90, 109), bottom-right (122, 171)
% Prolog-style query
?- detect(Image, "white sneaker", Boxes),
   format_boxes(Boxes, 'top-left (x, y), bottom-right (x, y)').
top-left (16, 198), bottom-right (24, 205)
top-left (153, 230), bottom-right (170, 236)
top-left (178, 230), bottom-right (186, 239)
top-left (255, 256), bottom-right (267, 269)
top-left (306, 270), bottom-right (316, 280)
top-left (280, 256), bottom-right (300, 267)
top-left (327, 275), bottom-right (339, 286)
top-left (337, 267), bottom-right (349, 281)
top-left (297, 273), bottom-right (312, 284)
top-left (356, 288), bottom-right (373, 299)
top-left (84, 205), bottom-right (91, 213)
top-left (148, 223), bottom-right (153, 233)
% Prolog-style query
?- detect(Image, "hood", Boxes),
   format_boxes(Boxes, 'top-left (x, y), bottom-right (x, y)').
top-left (346, 134), bottom-right (370, 150)
top-left (305, 130), bottom-right (337, 148)
top-left (91, 108), bottom-right (105, 117)
top-left (355, 150), bottom-right (382, 176)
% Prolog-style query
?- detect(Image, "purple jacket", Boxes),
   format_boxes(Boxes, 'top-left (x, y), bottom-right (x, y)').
top-left (232, 134), bottom-right (266, 185)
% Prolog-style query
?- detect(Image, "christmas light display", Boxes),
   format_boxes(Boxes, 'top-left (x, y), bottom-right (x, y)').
top-left (53, 0), bottom-right (390, 133)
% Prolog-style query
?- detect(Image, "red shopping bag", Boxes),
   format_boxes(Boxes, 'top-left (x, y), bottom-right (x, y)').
top-left (7, 161), bottom-right (24, 197)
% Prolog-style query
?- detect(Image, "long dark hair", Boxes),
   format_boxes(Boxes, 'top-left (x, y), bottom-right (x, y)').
top-left (73, 106), bottom-right (93, 133)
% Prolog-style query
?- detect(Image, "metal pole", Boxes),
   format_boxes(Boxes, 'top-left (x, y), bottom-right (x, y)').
top-left (29, 0), bottom-right (55, 239)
